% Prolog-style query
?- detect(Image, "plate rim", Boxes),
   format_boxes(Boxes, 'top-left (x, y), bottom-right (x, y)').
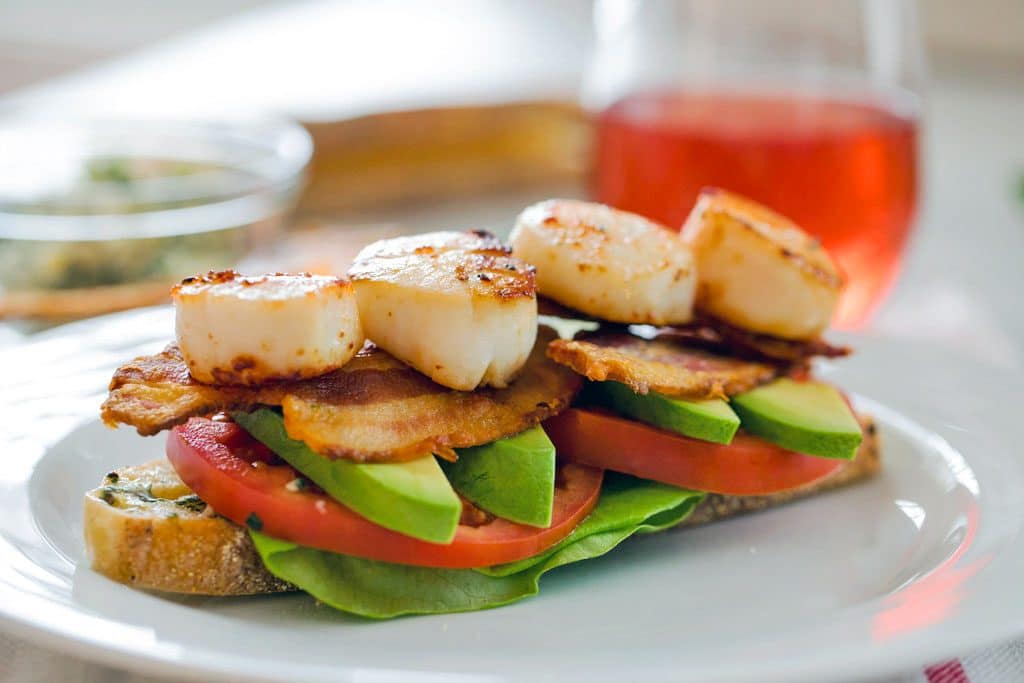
top-left (2, 308), bottom-right (1024, 683)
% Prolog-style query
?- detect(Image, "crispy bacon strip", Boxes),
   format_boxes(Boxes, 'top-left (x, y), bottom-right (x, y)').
top-left (547, 330), bottom-right (778, 399)
top-left (102, 327), bottom-right (581, 463)
top-left (640, 314), bottom-right (850, 363)
top-left (539, 296), bottom-right (849, 364)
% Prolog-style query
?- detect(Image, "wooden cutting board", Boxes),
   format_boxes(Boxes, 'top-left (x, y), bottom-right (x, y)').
top-left (299, 101), bottom-right (590, 214)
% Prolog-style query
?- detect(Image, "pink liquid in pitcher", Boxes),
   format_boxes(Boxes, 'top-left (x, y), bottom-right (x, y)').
top-left (593, 90), bottom-right (919, 327)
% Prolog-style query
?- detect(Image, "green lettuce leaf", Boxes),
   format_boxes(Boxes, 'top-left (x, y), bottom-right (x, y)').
top-left (250, 474), bottom-right (703, 618)
top-left (475, 473), bottom-right (699, 577)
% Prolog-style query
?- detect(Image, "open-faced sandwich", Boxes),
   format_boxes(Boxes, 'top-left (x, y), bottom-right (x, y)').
top-left (89, 190), bottom-right (879, 618)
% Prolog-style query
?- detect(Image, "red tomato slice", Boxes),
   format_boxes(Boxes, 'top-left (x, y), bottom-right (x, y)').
top-left (166, 417), bottom-right (603, 569)
top-left (544, 408), bottom-right (843, 495)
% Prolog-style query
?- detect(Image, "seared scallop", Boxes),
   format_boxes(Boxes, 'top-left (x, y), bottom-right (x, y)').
top-left (172, 271), bottom-right (363, 386)
top-left (681, 189), bottom-right (842, 340)
top-left (347, 230), bottom-right (537, 391)
top-left (510, 199), bottom-right (696, 325)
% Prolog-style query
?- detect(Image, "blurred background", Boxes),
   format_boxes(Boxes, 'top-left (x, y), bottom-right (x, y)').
top-left (1, 1), bottom-right (1021, 96)
top-left (0, 0), bottom-right (1021, 364)
top-left (0, 5), bottom-right (1020, 682)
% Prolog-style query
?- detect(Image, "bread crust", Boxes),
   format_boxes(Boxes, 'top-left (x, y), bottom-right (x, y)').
top-left (682, 416), bottom-right (880, 526)
top-left (84, 416), bottom-right (879, 596)
top-left (84, 461), bottom-right (292, 596)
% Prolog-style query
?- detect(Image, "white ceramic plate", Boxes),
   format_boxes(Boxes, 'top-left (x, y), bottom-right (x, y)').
top-left (2, 307), bottom-right (1023, 683)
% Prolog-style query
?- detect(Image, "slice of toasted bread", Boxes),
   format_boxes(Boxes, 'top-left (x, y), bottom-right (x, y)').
top-left (84, 416), bottom-right (879, 595)
top-left (83, 461), bottom-right (292, 596)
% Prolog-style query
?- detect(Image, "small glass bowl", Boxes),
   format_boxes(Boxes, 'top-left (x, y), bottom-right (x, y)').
top-left (0, 117), bottom-right (312, 320)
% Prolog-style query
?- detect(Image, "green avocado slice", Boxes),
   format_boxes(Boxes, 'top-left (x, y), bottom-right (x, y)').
top-left (730, 379), bottom-right (862, 460)
top-left (442, 426), bottom-right (556, 528)
top-left (591, 380), bottom-right (740, 444)
top-left (233, 409), bottom-right (462, 544)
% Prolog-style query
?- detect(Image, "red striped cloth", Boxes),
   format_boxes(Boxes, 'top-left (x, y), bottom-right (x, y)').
top-left (925, 660), bottom-right (970, 683)
top-left (903, 642), bottom-right (1024, 683)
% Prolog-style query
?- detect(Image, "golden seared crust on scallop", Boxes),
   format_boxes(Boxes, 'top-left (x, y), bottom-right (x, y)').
top-left (84, 460), bottom-right (292, 596)
top-left (348, 230), bottom-right (538, 391)
top-left (547, 331), bottom-right (778, 399)
top-left (101, 327), bottom-right (581, 463)
top-left (348, 230), bottom-right (536, 301)
top-left (681, 189), bottom-right (842, 341)
top-left (511, 199), bottom-right (696, 325)
top-left (172, 271), bottom-right (364, 386)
